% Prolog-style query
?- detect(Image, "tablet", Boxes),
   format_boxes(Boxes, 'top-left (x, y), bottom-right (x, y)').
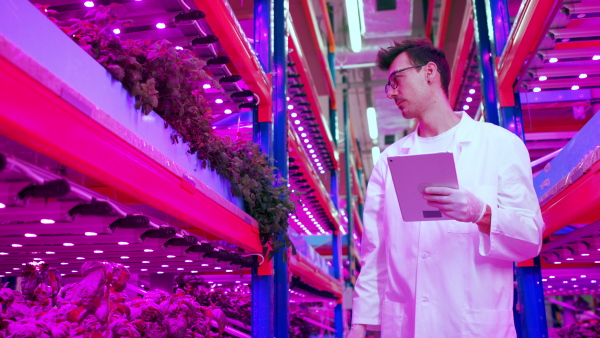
top-left (388, 152), bottom-right (459, 222)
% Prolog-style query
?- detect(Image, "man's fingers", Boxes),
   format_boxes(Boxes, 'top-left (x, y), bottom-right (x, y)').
top-left (424, 186), bottom-right (455, 195)
top-left (423, 194), bottom-right (452, 204)
top-left (426, 202), bottom-right (454, 211)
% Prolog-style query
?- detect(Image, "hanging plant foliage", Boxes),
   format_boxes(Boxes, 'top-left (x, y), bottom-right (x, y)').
top-left (36, 3), bottom-right (296, 257)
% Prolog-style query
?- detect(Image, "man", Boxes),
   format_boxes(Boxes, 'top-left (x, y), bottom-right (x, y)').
top-left (348, 39), bottom-right (544, 338)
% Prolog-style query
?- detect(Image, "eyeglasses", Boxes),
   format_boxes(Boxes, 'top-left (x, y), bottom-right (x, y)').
top-left (384, 64), bottom-right (427, 95)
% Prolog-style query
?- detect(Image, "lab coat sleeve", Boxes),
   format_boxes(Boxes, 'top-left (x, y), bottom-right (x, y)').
top-left (479, 133), bottom-right (545, 261)
top-left (352, 156), bottom-right (388, 330)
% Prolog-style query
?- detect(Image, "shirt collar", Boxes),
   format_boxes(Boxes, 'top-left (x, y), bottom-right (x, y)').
top-left (400, 111), bottom-right (475, 150)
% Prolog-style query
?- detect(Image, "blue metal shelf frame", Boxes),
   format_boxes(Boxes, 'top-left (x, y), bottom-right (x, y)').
top-left (473, 0), bottom-right (548, 336)
top-left (251, 1), bottom-right (275, 337)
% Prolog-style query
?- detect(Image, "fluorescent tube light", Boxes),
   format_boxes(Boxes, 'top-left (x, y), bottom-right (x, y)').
top-left (372, 146), bottom-right (381, 165)
top-left (346, 0), bottom-right (362, 53)
top-left (366, 107), bottom-right (379, 140)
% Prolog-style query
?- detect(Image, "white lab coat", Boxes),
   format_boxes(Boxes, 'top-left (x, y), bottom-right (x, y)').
top-left (352, 112), bottom-right (544, 338)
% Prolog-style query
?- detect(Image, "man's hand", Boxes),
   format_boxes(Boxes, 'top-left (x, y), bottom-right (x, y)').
top-left (346, 324), bottom-right (367, 338)
top-left (423, 186), bottom-right (486, 224)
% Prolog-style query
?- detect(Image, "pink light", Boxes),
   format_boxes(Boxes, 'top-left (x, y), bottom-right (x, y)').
top-left (469, 89), bottom-right (475, 94)
top-left (593, 55), bottom-right (600, 61)
top-left (157, 271), bottom-right (164, 274)
top-left (84, 1), bottom-right (94, 8)
top-left (0, 203), bottom-right (5, 209)
top-left (24, 233), bottom-right (36, 237)
top-left (156, 23), bottom-right (166, 29)
top-left (549, 57), bottom-right (558, 63)
top-left (307, 144), bottom-right (312, 149)
top-left (144, 249), bottom-right (153, 252)
top-left (224, 109), bottom-right (232, 114)
top-left (167, 255), bottom-right (176, 258)
top-left (301, 133), bottom-right (307, 137)
top-left (121, 256), bottom-right (129, 259)
top-left (294, 120), bottom-right (300, 125)
top-left (113, 28), bottom-right (121, 34)
top-left (291, 113), bottom-right (297, 118)
top-left (571, 85), bottom-right (580, 90)
top-left (85, 232), bottom-right (97, 236)
top-left (215, 99), bottom-right (224, 104)
top-left (539, 76), bottom-right (547, 81)
top-left (40, 219), bottom-right (55, 224)
top-left (203, 84), bottom-right (211, 89)
top-left (304, 139), bottom-right (309, 143)
top-left (533, 87), bottom-right (541, 92)
top-left (118, 242), bottom-right (129, 245)
top-left (466, 97), bottom-right (472, 102)
top-left (141, 268), bottom-right (148, 271)
top-left (579, 74), bottom-right (587, 79)
top-left (94, 250), bottom-right (103, 254)
top-left (175, 46), bottom-right (183, 50)
top-left (298, 127), bottom-right (304, 131)
top-left (463, 105), bottom-right (469, 110)
top-left (287, 105), bottom-right (294, 110)
top-left (46, 251), bottom-right (55, 254)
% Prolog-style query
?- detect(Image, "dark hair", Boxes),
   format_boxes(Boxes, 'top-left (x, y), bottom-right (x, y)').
top-left (376, 38), bottom-right (451, 97)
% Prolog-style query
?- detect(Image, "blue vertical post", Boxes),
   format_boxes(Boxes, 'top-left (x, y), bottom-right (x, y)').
top-left (342, 73), bottom-right (354, 283)
top-left (251, 1), bottom-right (274, 337)
top-left (475, 0), bottom-right (547, 336)
top-left (516, 257), bottom-right (549, 338)
top-left (253, 0), bottom-right (274, 154)
top-left (273, 0), bottom-right (289, 337)
top-left (471, 0), bottom-right (501, 126)
top-left (328, 4), bottom-right (344, 336)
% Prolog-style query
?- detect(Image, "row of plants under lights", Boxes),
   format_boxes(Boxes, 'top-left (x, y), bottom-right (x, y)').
top-left (36, 3), bottom-right (296, 258)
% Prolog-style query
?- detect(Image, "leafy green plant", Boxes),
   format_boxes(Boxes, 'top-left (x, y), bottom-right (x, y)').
top-left (37, 3), bottom-right (296, 257)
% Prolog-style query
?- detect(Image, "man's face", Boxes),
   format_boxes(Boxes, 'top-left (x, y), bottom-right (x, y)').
top-left (386, 53), bottom-right (428, 119)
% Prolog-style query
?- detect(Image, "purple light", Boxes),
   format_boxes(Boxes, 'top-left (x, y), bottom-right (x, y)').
top-left (468, 89), bottom-right (475, 94)
top-left (156, 23), bottom-right (166, 29)
top-left (286, 97), bottom-right (290, 101)
top-left (307, 144), bottom-right (312, 149)
top-left (84, 1), bottom-right (94, 7)
top-left (224, 109), bottom-right (232, 114)
top-left (203, 84), bottom-right (211, 89)
top-left (533, 87), bottom-right (541, 92)
top-left (579, 74), bottom-right (587, 79)
top-left (301, 133), bottom-right (307, 137)
top-left (311, 154), bottom-right (317, 158)
top-left (571, 85), bottom-right (580, 90)
top-left (466, 97), bottom-right (472, 102)
top-left (298, 127), bottom-right (304, 131)
top-left (549, 57), bottom-right (558, 63)
top-left (294, 120), bottom-right (300, 125)
top-left (539, 76), bottom-right (547, 81)
top-left (309, 149), bottom-right (315, 154)
top-left (287, 104), bottom-right (294, 110)
top-left (303, 139), bottom-right (309, 143)
top-left (215, 98), bottom-right (224, 104)
top-left (463, 105), bottom-right (469, 110)
top-left (291, 113), bottom-right (297, 118)
top-left (113, 28), bottom-right (121, 34)
top-left (593, 55), bottom-right (600, 61)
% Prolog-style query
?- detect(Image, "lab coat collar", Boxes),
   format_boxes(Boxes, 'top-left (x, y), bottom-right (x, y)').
top-left (400, 111), bottom-right (475, 150)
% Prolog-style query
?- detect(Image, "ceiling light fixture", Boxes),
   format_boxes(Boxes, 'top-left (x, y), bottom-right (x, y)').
top-left (533, 87), bottom-right (541, 92)
top-left (144, 249), bottom-right (153, 252)
top-left (371, 146), bottom-right (381, 166)
top-left (346, 0), bottom-right (362, 53)
top-left (40, 219), bottom-right (55, 224)
top-left (11, 244), bottom-right (22, 248)
top-left (84, 1), bottom-right (94, 8)
top-left (24, 233), bottom-right (37, 237)
top-left (46, 251), bottom-right (55, 254)
top-left (466, 97), bottom-right (472, 102)
top-left (224, 109), bottom-right (232, 114)
top-left (0, 203), bottom-right (5, 209)
top-left (593, 55), bottom-right (600, 61)
top-left (167, 255), bottom-right (176, 258)
top-left (571, 85), bottom-right (580, 90)
top-left (539, 76), bottom-right (547, 81)
top-left (76, 257), bottom-right (85, 260)
top-left (549, 58), bottom-right (558, 63)
top-left (94, 250), bottom-right (103, 254)
top-left (85, 232), bottom-right (97, 236)
top-left (469, 89), bottom-right (475, 94)
top-left (118, 242), bottom-right (129, 245)
top-left (156, 23), bottom-right (166, 29)
top-left (366, 107), bottom-right (379, 140)
top-left (579, 74), bottom-right (587, 79)
top-left (113, 28), bottom-right (121, 34)
top-left (121, 256), bottom-right (129, 259)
